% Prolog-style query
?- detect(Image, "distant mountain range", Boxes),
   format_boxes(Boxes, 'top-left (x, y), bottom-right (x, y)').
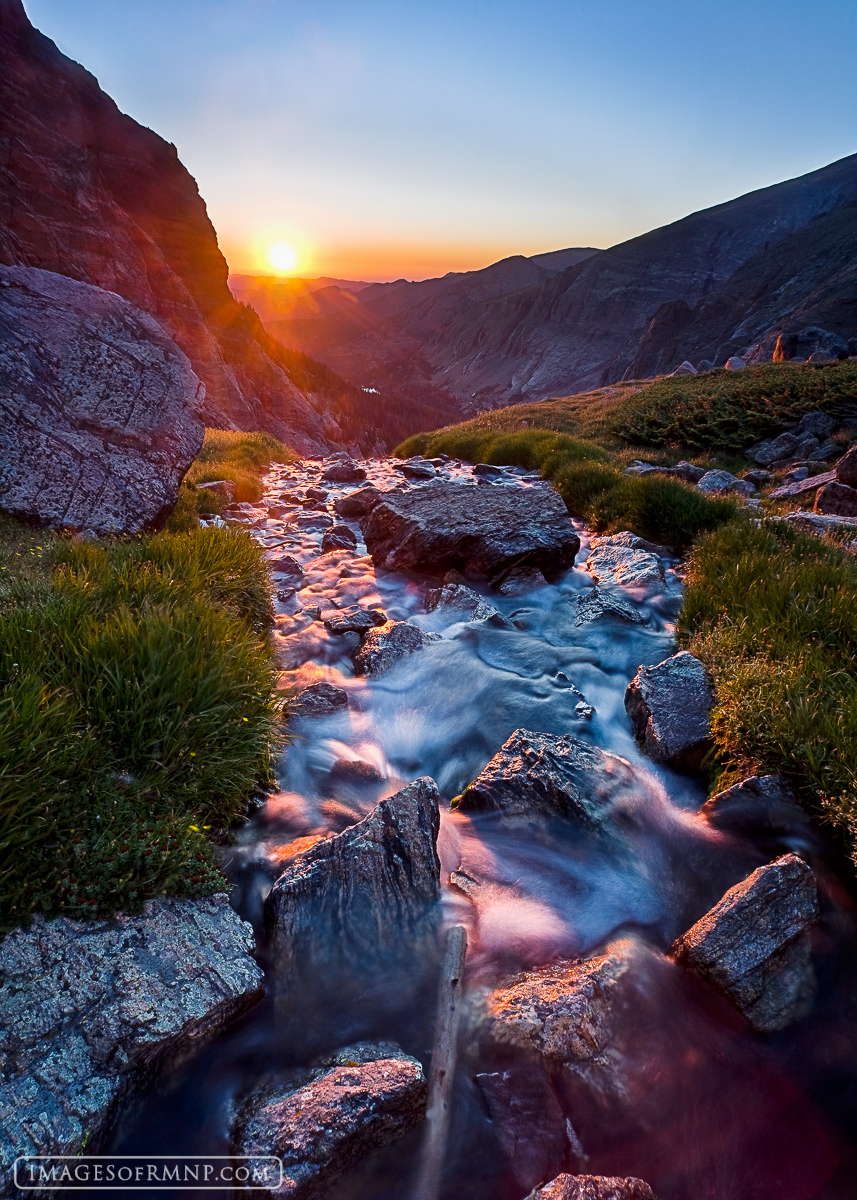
top-left (233, 159), bottom-right (857, 415)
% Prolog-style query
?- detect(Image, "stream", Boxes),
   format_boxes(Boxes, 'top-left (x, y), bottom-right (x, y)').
top-left (106, 456), bottom-right (857, 1199)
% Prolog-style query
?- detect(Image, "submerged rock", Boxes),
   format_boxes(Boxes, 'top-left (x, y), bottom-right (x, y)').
top-left (361, 480), bottom-right (580, 583)
top-left (353, 619), bottom-right (442, 677)
top-left (234, 1042), bottom-right (426, 1200)
top-left (424, 580), bottom-right (502, 622)
top-left (497, 566), bottom-right (549, 595)
top-left (476, 1066), bottom-right (568, 1192)
top-left (624, 652), bottom-right (713, 769)
top-left (669, 854), bottom-right (819, 1032)
top-left (0, 896), bottom-right (263, 1187)
top-left (585, 545), bottom-right (665, 592)
top-left (291, 681), bottom-right (349, 718)
top-left (265, 779), bottom-right (441, 1001)
top-left (457, 729), bottom-right (641, 824)
top-left (0, 265), bottom-right (204, 533)
top-left (527, 1175), bottom-right (658, 1200)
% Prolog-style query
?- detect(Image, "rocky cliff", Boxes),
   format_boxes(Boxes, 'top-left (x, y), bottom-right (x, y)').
top-left (0, 0), bottom-right (336, 454)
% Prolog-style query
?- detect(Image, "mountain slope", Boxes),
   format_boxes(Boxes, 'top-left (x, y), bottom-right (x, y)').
top-left (0, 0), bottom-right (340, 453)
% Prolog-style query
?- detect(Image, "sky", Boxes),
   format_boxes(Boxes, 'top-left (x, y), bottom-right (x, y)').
top-left (24, 0), bottom-right (857, 282)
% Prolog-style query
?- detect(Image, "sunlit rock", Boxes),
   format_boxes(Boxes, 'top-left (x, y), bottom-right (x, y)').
top-left (361, 480), bottom-right (580, 583)
top-left (353, 619), bottom-right (442, 677)
top-left (527, 1174), bottom-right (659, 1199)
top-left (233, 1042), bottom-right (426, 1200)
top-left (585, 545), bottom-right (665, 592)
top-left (669, 853), bottom-right (819, 1032)
top-left (324, 605), bottom-right (386, 635)
top-left (624, 652), bottom-right (713, 769)
top-left (291, 681), bottom-right (349, 718)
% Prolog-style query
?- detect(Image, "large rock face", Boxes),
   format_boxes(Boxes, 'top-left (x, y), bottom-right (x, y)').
top-left (456, 730), bottom-right (641, 824)
top-left (265, 779), bottom-right (441, 1002)
top-left (0, 0), bottom-right (334, 453)
top-left (0, 895), bottom-right (263, 1191)
top-left (624, 652), bottom-right (714, 770)
top-left (361, 481), bottom-right (580, 583)
top-left (669, 854), bottom-right (819, 1032)
top-left (234, 1042), bottom-right (427, 1200)
top-left (0, 265), bottom-right (204, 532)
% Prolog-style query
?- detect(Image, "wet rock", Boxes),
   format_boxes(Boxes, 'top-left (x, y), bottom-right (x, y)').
top-left (585, 545), bottom-right (665, 592)
top-left (669, 854), bottom-right (819, 1032)
top-left (324, 605), bottom-right (387, 635)
top-left (270, 554), bottom-right (305, 582)
top-left (625, 652), bottom-right (713, 769)
top-left (835, 444), bottom-right (857, 487)
top-left (527, 1174), bottom-right (659, 1199)
top-left (322, 460), bottom-right (367, 484)
top-left (399, 461), bottom-right (437, 480)
top-left (321, 524), bottom-right (359, 553)
top-left (814, 480), bottom-right (857, 517)
top-left (333, 487), bottom-right (383, 518)
top-left (304, 486), bottom-right (328, 502)
top-left (353, 620), bottom-right (442, 677)
top-left (702, 775), bottom-right (811, 842)
top-left (0, 896), bottom-right (263, 1187)
top-left (425, 581), bottom-right (501, 622)
top-left (265, 779), bottom-right (441, 1000)
top-left (497, 566), bottom-right (548, 595)
top-left (234, 1042), bottom-right (427, 1200)
top-left (291, 681), bottom-right (349, 718)
top-left (329, 757), bottom-right (385, 786)
top-left (589, 530), bottom-right (674, 557)
top-left (476, 1065), bottom-right (569, 1192)
top-left (361, 481), bottom-right (580, 583)
top-left (570, 588), bottom-right (646, 627)
top-left (457, 729), bottom-right (642, 824)
top-left (473, 462), bottom-right (506, 477)
top-left (697, 470), bottom-right (753, 496)
top-left (0, 265), bottom-right (204, 533)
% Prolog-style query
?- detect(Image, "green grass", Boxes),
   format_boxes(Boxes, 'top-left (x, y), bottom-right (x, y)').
top-left (167, 429), bottom-right (295, 531)
top-left (607, 360), bottom-right (857, 453)
top-left (678, 519), bottom-right (857, 861)
top-left (0, 522), bottom-right (283, 931)
top-left (396, 426), bottom-right (737, 549)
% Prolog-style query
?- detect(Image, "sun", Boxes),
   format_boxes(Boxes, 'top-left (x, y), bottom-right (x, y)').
top-left (267, 242), bottom-right (300, 274)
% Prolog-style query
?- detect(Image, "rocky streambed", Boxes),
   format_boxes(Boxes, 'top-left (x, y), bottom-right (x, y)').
top-left (7, 454), bottom-right (857, 1199)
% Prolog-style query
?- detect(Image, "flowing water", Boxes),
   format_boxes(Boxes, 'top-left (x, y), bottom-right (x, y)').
top-left (107, 457), bottom-right (857, 1199)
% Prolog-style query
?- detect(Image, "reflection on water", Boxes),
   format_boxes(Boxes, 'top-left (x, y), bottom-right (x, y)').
top-left (106, 457), bottom-right (857, 1200)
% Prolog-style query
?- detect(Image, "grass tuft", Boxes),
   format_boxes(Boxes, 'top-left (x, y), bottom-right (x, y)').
top-left (167, 429), bottom-right (295, 531)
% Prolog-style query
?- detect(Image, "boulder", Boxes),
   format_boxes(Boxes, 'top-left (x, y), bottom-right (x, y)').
top-left (0, 265), bottom-right (204, 533)
top-left (476, 1066), bottom-right (568, 1191)
top-left (769, 470), bottom-right (836, 500)
top-left (696, 470), bottom-right (753, 496)
top-left (456, 729), bottom-right (643, 824)
top-left (670, 361), bottom-right (697, 376)
top-left (742, 468), bottom-right (772, 486)
top-left (696, 360), bottom-right (715, 373)
top-left (234, 1042), bottom-right (426, 1200)
top-left (669, 854), bottom-right (819, 1032)
top-left (304, 486), bottom-right (329, 502)
top-left (324, 605), bottom-right (387, 635)
top-left (360, 481), bottom-right (580, 583)
top-left (749, 431), bottom-right (821, 466)
top-left (814, 480), bottom-right (857, 517)
top-left (0, 896), bottom-right (263, 1188)
top-left (724, 356), bottom-right (746, 370)
top-left (424, 581), bottom-right (502, 622)
top-left (399, 461), bottom-right (436, 480)
top-left (321, 524), bottom-right (358, 553)
top-left (779, 509), bottom-right (857, 536)
top-left (291, 681), bottom-right (349, 718)
top-left (265, 779), bottom-right (441, 1001)
top-left (835, 444), bottom-right (857, 487)
top-left (322, 460), bottom-right (367, 484)
top-left (795, 410), bottom-right (836, 438)
top-left (527, 1176), bottom-right (658, 1200)
top-left (806, 438), bottom-right (839, 462)
top-left (333, 486), bottom-right (383, 518)
top-left (624, 652), bottom-right (713, 769)
top-left (497, 566), bottom-right (549, 595)
top-left (774, 327), bottom-right (848, 362)
top-left (585, 545), bottom-right (665, 592)
top-left (570, 588), bottom-right (646, 628)
top-left (702, 775), bottom-right (811, 842)
top-left (353, 620), bottom-right (442, 677)
top-left (473, 462), bottom-right (506, 476)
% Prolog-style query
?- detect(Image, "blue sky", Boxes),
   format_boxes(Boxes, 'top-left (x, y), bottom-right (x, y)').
top-left (23, 0), bottom-right (857, 280)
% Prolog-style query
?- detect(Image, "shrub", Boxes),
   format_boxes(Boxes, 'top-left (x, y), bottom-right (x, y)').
top-left (678, 519), bottom-right (857, 861)
top-left (0, 525), bottom-right (283, 930)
